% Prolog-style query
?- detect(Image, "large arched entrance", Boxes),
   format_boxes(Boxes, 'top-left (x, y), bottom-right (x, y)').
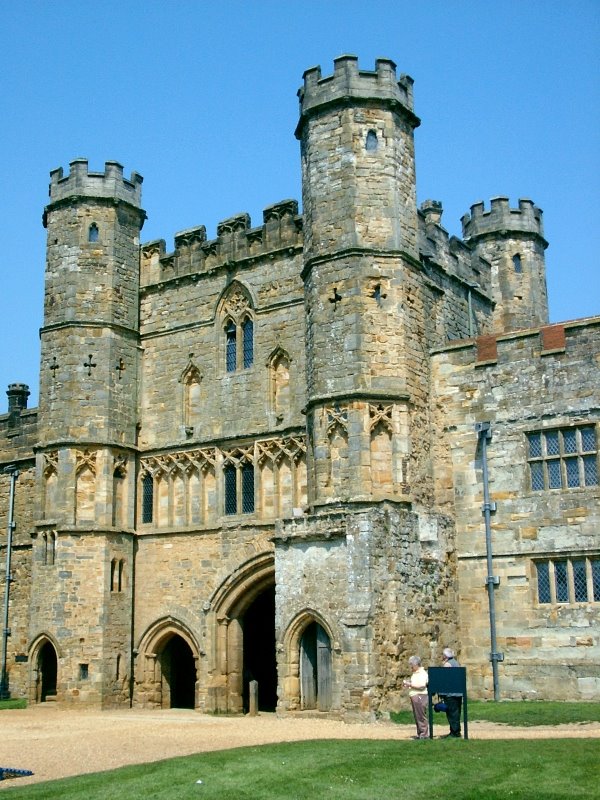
top-left (242, 585), bottom-right (277, 712)
top-left (300, 621), bottom-right (332, 711)
top-left (159, 634), bottom-right (197, 709)
top-left (38, 641), bottom-right (58, 702)
top-left (208, 553), bottom-right (276, 714)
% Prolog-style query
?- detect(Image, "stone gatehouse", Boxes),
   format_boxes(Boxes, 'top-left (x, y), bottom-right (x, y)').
top-left (0, 56), bottom-right (598, 714)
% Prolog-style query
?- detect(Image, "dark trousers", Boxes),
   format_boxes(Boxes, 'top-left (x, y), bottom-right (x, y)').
top-left (445, 695), bottom-right (462, 736)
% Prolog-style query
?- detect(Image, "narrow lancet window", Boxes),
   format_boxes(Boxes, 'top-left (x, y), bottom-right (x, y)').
top-left (513, 253), bottom-right (522, 273)
top-left (226, 321), bottom-right (237, 373)
top-left (366, 130), bottom-right (378, 151)
top-left (242, 317), bottom-right (254, 368)
top-left (88, 223), bottom-right (99, 242)
top-left (142, 473), bottom-right (154, 523)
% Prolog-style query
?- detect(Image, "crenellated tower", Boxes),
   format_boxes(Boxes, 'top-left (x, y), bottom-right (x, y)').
top-left (462, 197), bottom-right (549, 333)
top-left (296, 55), bottom-right (426, 506)
top-left (34, 159), bottom-right (145, 706)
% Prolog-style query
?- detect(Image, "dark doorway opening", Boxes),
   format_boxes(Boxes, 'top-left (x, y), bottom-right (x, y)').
top-left (300, 621), bottom-right (332, 711)
top-left (160, 635), bottom-right (196, 709)
top-left (38, 641), bottom-right (58, 702)
top-left (242, 585), bottom-right (277, 712)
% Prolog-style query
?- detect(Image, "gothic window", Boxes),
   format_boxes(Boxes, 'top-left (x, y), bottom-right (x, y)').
top-left (512, 253), bottom-right (522, 273)
top-left (223, 457), bottom-right (255, 515)
top-left (527, 426), bottom-right (598, 490)
top-left (88, 223), bottom-right (99, 242)
top-left (366, 129), bottom-right (378, 151)
top-left (142, 473), bottom-right (154, 523)
top-left (219, 283), bottom-right (255, 373)
top-left (226, 320), bottom-right (237, 373)
top-left (242, 317), bottom-right (254, 368)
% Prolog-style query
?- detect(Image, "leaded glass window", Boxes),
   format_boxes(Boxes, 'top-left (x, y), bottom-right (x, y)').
top-left (241, 463), bottom-right (255, 513)
top-left (535, 557), bottom-right (600, 604)
top-left (224, 464), bottom-right (237, 515)
top-left (142, 473), bottom-right (154, 523)
top-left (572, 559), bottom-right (588, 602)
top-left (527, 426), bottom-right (599, 491)
top-left (536, 561), bottom-right (551, 604)
top-left (242, 318), bottom-right (254, 369)
top-left (226, 321), bottom-right (237, 373)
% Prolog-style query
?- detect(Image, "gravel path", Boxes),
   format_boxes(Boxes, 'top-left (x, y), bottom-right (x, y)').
top-left (1, 706), bottom-right (598, 788)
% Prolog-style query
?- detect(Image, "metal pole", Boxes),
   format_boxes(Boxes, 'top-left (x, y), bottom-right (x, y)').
top-left (1, 466), bottom-right (19, 700)
top-left (475, 424), bottom-right (503, 701)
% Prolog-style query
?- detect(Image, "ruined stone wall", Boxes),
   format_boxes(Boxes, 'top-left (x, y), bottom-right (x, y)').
top-left (275, 503), bottom-right (457, 717)
top-left (431, 318), bottom-right (600, 699)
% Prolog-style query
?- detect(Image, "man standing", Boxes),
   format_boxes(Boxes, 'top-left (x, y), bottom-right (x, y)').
top-left (441, 647), bottom-right (462, 738)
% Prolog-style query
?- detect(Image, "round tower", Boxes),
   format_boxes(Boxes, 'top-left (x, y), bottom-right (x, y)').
top-left (297, 56), bottom-right (425, 507)
top-left (461, 197), bottom-right (549, 333)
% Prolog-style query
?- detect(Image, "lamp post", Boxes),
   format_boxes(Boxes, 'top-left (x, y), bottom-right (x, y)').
top-left (1, 465), bottom-right (19, 700)
top-left (475, 423), bottom-right (503, 701)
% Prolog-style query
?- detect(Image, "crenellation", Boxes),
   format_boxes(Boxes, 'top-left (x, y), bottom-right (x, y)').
top-left (48, 158), bottom-right (143, 207)
top-left (462, 196), bottom-right (546, 242)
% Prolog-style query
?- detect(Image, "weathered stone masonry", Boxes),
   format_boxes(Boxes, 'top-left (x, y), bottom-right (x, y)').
top-left (0, 55), bottom-right (598, 713)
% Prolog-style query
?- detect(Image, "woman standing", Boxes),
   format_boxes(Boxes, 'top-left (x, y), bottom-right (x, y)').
top-left (403, 655), bottom-right (429, 739)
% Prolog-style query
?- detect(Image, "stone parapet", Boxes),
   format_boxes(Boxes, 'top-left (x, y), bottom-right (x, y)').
top-left (47, 159), bottom-right (143, 208)
top-left (297, 55), bottom-right (417, 127)
top-left (462, 197), bottom-right (546, 244)
top-left (141, 200), bottom-right (302, 286)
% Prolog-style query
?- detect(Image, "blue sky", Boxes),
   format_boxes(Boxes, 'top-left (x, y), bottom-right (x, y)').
top-left (1, 0), bottom-right (598, 408)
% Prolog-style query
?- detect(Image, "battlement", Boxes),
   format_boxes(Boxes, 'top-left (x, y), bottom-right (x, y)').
top-left (48, 158), bottom-right (143, 207)
top-left (141, 199), bottom-right (302, 286)
top-left (297, 55), bottom-right (417, 130)
top-left (461, 197), bottom-right (546, 242)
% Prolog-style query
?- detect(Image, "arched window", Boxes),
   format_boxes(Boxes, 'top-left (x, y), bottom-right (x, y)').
top-left (225, 320), bottom-right (237, 373)
top-left (219, 283), bottom-right (255, 373)
top-left (242, 317), bottom-right (254, 368)
top-left (366, 130), bottom-right (378, 151)
top-left (88, 223), bottom-right (99, 242)
top-left (513, 253), bottom-right (523, 273)
top-left (224, 464), bottom-right (237, 515)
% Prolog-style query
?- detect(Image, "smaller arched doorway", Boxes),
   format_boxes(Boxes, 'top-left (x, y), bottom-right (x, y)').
top-left (159, 634), bottom-right (197, 709)
top-left (300, 621), bottom-right (332, 711)
top-left (38, 641), bottom-right (58, 702)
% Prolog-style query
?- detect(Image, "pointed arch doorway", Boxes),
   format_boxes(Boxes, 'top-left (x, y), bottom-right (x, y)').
top-left (159, 633), bottom-right (197, 709)
top-left (300, 621), bottom-right (332, 711)
top-left (38, 640), bottom-right (58, 702)
top-left (209, 553), bottom-right (276, 714)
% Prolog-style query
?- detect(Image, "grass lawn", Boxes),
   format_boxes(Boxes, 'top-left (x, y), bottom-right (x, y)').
top-left (0, 697), bottom-right (26, 710)
top-left (2, 739), bottom-right (599, 800)
top-left (390, 700), bottom-right (600, 726)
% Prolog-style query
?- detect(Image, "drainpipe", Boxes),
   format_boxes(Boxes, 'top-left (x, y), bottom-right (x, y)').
top-left (475, 423), bottom-right (503, 701)
top-left (1, 465), bottom-right (19, 700)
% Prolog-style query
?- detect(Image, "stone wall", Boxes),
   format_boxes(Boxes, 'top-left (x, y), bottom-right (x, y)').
top-left (431, 318), bottom-right (600, 698)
